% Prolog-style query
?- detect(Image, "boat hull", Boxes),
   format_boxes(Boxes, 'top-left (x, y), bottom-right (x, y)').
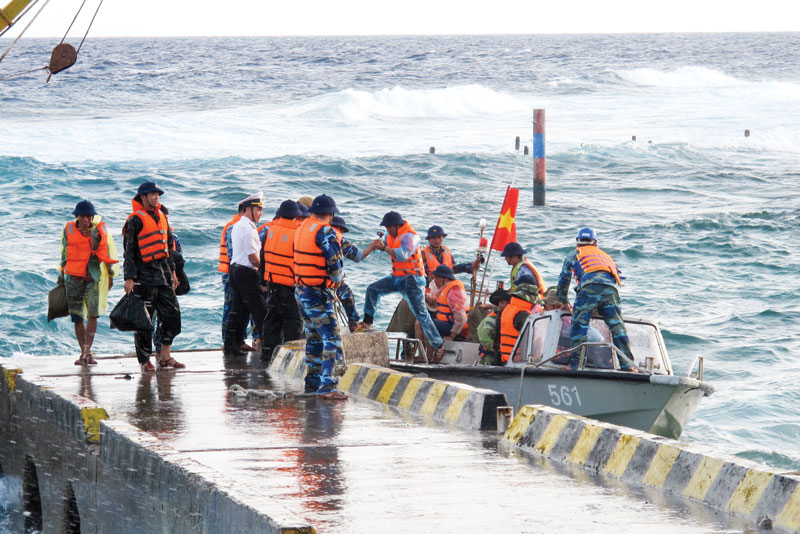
top-left (389, 363), bottom-right (712, 439)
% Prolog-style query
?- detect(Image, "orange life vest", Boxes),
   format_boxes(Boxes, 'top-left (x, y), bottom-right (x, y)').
top-left (435, 279), bottom-right (470, 337)
top-left (510, 257), bottom-right (546, 297)
top-left (262, 218), bottom-right (297, 287)
top-left (126, 199), bottom-right (169, 263)
top-left (293, 216), bottom-right (330, 286)
top-left (257, 220), bottom-right (273, 235)
top-left (573, 245), bottom-right (622, 285)
top-left (387, 221), bottom-right (425, 278)
top-left (422, 245), bottom-right (454, 274)
top-left (499, 296), bottom-right (534, 363)
top-left (64, 221), bottom-right (92, 277)
top-left (217, 214), bottom-right (241, 273)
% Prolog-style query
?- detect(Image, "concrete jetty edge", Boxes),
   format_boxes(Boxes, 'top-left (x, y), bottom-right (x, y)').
top-left (0, 360), bottom-right (316, 534)
top-left (269, 347), bottom-right (508, 431)
top-left (503, 404), bottom-right (800, 532)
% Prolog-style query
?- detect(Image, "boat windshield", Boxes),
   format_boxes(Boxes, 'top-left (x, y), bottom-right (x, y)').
top-left (512, 312), bottom-right (668, 373)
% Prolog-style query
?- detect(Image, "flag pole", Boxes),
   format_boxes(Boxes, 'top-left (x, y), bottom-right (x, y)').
top-left (483, 252), bottom-right (499, 304)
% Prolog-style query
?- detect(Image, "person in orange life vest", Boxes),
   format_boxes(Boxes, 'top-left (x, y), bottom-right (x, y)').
top-left (492, 282), bottom-right (541, 366)
top-left (60, 200), bottom-right (119, 366)
top-left (330, 215), bottom-right (377, 332)
top-left (224, 192), bottom-right (268, 357)
top-left (293, 194), bottom-right (346, 394)
top-left (421, 225), bottom-right (482, 282)
top-left (361, 211), bottom-right (443, 351)
top-left (556, 227), bottom-right (638, 372)
top-left (477, 287), bottom-right (512, 366)
top-left (218, 201), bottom-right (246, 349)
top-left (259, 199), bottom-right (304, 362)
top-left (416, 265), bottom-right (469, 362)
top-left (500, 242), bottom-right (546, 295)
top-left (122, 181), bottom-right (184, 372)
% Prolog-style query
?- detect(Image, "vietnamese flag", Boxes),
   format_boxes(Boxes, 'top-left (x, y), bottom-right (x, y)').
top-left (489, 185), bottom-right (519, 252)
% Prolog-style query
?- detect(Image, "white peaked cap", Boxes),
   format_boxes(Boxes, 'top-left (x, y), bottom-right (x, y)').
top-left (239, 191), bottom-right (264, 207)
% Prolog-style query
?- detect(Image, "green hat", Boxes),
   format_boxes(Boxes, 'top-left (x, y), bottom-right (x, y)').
top-left (512, 283), bottom-right (541, 305)
top-left (542, 286), bottom-right (560, 307)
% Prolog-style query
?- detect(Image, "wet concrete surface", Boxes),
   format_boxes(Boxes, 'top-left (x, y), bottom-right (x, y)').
top-left (5, 350), bottom-right (756, 533)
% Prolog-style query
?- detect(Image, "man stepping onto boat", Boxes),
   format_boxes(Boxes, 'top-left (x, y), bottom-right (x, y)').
top-left (556, 227), bottom-right (638, 372)
top-left (60, 200), bottom-right (119, 366)
top-left (293, 194), bottom-right (346, 394)
top-left (360, 211), bottom-right (444, 356)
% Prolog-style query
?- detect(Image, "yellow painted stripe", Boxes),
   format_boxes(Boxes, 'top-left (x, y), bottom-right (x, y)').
top-left (443, 388), bottom-right (471, 424)
top-left (80, 407), bottom-right (109, 443)
top-left (643, 444), bottom-right (681, 488)
top-left (356, 368), bottom-right (381, 397)
top-left (727, 469), bottom-right (773, 515)
top-left (503, 405), bottom-right (538, 444)
top-left (375, 373), bottom-right (403, 404)
top-left (398, 377), bottom-right (427, 410)
top-left (683, 457), bottom-right (724, 500)
top-left (337, 363), bottom-right (361, 392)
top-left (420, 382), bottom-right (448, 416)
top-left (3, 367), bottom-right (22, 391)
top-left (535, 414), bottom-right (570, 455)
top-left (775, 485), bottom-right (800, 532)
top-left (567, 423), bottom-right (604, 465)
top-left (604, 434), bottom-right (641, 478)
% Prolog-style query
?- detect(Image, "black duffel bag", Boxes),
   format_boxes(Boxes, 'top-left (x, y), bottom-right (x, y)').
top-left (109, 293), bottom-right (152, 332)
top-left (47, 280), bottom-right (69, 322)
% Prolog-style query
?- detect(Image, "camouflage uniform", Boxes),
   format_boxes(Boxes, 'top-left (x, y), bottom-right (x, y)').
top-left (336, 282), bottom-right (360, 324)
top-left (295, 220), bottom-right (344, 393)
top-left (556, 248), bottom-right (634, 370)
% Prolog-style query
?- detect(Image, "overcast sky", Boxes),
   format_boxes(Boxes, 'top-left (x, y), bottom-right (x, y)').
top-left (6, 0), bottom-right (800, 38)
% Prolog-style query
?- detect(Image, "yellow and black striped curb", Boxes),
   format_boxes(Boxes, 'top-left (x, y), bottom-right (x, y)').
top-left (504, 404), bottom-right (800, 532)
top-left (268, 348), bottom-right (508, 431)
top-left (338, 363), bottom-right (507, 431)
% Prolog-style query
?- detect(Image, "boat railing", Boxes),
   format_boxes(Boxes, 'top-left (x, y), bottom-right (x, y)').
top-left (515, 342), bottom-right (639, 411)
top-left (685, 354), bottom-right (705, 381)
top-left (386, 333), bottom-right (429, 365)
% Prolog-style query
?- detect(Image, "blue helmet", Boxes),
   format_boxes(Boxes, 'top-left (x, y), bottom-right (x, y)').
top-left (576, 227), bottom-right (597, 242)
top-left (500, 242), bottom-right (526, 258)
top-left (380, 211), bottom-right (405, 227)
top-left (308, 194), bottom-right (339, 215)
top-left (275, 199), bottom-right (302, 219)
top-left (72, 199), bottom-right (97, 217)
top-left (425, 225), bottom-right (447, 240)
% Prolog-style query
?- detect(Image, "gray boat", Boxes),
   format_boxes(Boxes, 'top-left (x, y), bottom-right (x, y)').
top-left (388, 310), bottom-right (714, 439)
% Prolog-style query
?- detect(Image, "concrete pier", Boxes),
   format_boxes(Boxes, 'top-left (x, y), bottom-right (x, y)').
top-left (0, 336), bottom-right (779, 533)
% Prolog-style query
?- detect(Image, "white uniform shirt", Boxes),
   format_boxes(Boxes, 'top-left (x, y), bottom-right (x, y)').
top-left (230, 217), bottom-right (260, 269)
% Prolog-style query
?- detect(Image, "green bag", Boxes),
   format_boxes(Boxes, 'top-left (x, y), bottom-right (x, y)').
top-left (47, 282), bottom-right (69, 322)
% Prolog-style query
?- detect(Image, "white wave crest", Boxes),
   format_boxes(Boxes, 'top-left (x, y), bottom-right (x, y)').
top-left (616, 66), bottom-right (742, 88)
top-left (287, 85), bottom-right (524, 122)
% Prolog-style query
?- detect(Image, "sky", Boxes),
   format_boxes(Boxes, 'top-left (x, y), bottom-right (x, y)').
top-left (4, 0), bottom-right (800, 38)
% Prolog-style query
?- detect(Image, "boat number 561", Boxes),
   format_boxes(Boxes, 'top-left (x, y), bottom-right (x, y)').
top-left (547, 384), bottom-right (582, 407)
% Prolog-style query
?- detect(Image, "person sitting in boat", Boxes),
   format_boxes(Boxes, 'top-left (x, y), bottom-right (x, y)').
top-left (331, 215), bottom-right (378, 332)
top-left (556, 227), bottom-right (638, 372)
top-left (421, 225), bottom-right (482, 282)
top-left (477, 287), bottom-right (511, 365)
top-left (500, 242), bottom-right (546, 295)
top-left (415, 265), bottom-right (469, 362)
top-left (60, 199), bottom-right (119, 366)
top-left (492, 282), bottom-right (541, 365)
top-left (360, 211), bottom-right (444, 355)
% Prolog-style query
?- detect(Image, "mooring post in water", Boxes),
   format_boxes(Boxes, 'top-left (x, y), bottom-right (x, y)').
top-left (515, 136), bottom-right (520, 150)
top-left (429, 146), bottom-right (435, 154)
top-left (533, 109), bottom-right (546, 206)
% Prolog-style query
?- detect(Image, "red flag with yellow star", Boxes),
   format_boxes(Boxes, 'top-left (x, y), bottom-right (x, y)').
top-left (490, 185), bottom-right (519, 252)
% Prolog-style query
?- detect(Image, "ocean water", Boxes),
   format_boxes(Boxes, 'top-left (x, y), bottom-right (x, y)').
top-left (1, 32), bottom-right (799, 478)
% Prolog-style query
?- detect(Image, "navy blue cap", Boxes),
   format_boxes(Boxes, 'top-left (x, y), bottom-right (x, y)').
top-left (308, 194), bottom-right (339, 215)
top-left (426, 225), bottom-right (447, 240)
top-left (136, 181), bottom-right (164, 197)
top-left (489, 287), bottom-right (511, 305)
top-left (500, 242), bottom-right (526, 258)
top-left (431, 264), bottom-right (455, 280)
top-left (515, 274), bottom-right (537, 287)
top-left (380, 211), bottom-right (405, 227)
top-left (275, 199), bottom-right (302, 219)
top-left (72, 199), bottom-right (97, 217)
top-left (331, 216), bottom-right (349, 233)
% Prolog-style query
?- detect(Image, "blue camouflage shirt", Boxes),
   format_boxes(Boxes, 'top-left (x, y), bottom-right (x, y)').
top-left (556, 248), bottom-right (621, 303)
top-left (316, 225), bottom-right (344, 285)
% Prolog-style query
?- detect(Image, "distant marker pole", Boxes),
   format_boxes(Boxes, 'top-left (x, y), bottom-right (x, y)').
top-left (533, 109), bottom-right (546, 206)
top-left (429, 146), bottom-right (436, 154)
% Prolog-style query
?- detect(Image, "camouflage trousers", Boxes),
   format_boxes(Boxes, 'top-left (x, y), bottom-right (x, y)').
top-left (295, 285), bottom-right (343, 393)
top-left (569, 284), bottom-right (634, 370)
top-left (336, 282), bottom-right (360, 325)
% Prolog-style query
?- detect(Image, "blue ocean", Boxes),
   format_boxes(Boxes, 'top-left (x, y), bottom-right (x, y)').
top-left (1, 31), bottom-right (799, 480)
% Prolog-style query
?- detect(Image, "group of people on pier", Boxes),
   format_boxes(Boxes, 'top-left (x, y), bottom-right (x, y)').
top-left (57, 181), bottom-right (637, 395)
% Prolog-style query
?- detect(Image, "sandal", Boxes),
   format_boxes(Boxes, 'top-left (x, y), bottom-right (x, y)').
top-left (85, 353), bottom-right (98, 366)
top-left (141, 361), bottom-right (156, 373)
top-left (74, 357), bottom-right (86, 366)
top-left (158, 357), bottom-right (186, 370)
